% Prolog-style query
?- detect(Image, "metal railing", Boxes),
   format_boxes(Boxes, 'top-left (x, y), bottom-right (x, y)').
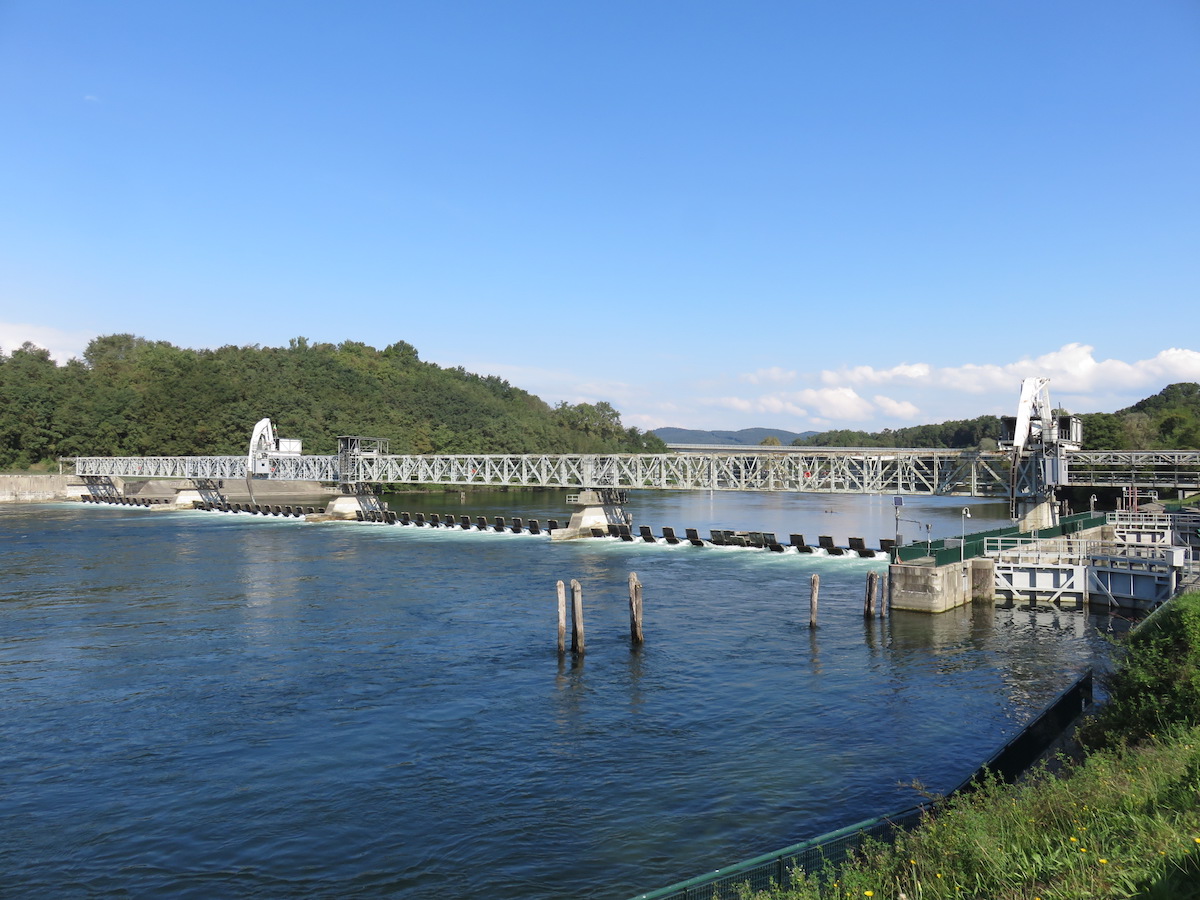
top-left (892, 512), bottom-right (1108, 568)
top-left (69, 450), bottom-right (1200, 494)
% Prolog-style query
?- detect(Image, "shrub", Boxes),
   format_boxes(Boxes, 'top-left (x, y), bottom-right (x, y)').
top-left (1083, 593), bottom-right (1200, 748)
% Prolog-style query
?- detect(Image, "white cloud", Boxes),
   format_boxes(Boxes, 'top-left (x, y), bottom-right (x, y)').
top-left (793, 387), bottom-right (875, 420)
top-left (757, 396), bottom-right (809, 417)
top-left (873, 394), bottom-right (920, 418)
top-left (739, 366), bottom-right (796, 385)
top-left (819, 343), bottom-right (1200, 398)
top-left (0, 322), bottom-right (93, 363)
top-left (821, 362), bottom-right (931, 386)
top-left (700, 387), bottom-right (873, 422)
top-left (702, 396), bottom-right (757, 413)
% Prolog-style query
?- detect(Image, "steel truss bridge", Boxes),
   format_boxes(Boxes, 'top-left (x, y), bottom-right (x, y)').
top-left (71, 448), bottom-right (1200, 497)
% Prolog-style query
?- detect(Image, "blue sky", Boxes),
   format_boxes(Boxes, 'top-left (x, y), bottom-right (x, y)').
top-left (2, 1), bottom-right (1198, 434)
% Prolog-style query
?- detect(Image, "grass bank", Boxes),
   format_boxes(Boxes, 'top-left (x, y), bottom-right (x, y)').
top-left (746, 593), bottom-right (1200, 900)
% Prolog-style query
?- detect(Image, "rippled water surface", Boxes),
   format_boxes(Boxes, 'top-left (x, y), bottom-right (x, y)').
top-left (0, 493), bottom-right (1127, 898)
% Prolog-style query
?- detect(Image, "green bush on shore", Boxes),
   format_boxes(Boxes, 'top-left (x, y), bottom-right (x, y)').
top-left (743, 593), bottom-right (1200, 900)
top-left (1081, 594), bottom-right (1200, 750)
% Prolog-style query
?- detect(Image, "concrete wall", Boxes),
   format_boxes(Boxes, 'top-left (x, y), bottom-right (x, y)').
top-left (0, 474), bottom-right (77, 502)
top-left (119, 478), bottom-right (337, 504)
top-left (0, 474), bottom-right (339, 505)
top-left (889, 557), bottom-right (993, 613)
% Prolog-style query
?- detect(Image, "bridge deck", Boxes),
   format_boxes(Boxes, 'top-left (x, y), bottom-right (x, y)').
top-left (70, 449), bottom-right (1200, 495)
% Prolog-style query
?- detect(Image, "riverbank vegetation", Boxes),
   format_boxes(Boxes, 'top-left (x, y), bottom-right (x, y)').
top-left (0, 335), bottom-right (665, 469)
top-left (745, 592), bottom-right (1200, 900)
top-left (791, 382), bottom-right (1200, 452)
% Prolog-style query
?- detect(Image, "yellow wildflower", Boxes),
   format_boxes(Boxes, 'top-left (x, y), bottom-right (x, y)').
top-left (1099, 858), bottom-right (1108, 864)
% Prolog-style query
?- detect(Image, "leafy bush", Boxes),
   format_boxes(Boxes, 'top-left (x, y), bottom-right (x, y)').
top-left (1082, 593), bottom-right (1200, 748)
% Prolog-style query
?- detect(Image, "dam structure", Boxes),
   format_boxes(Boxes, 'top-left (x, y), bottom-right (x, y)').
top-left (72, 438), bottom-right (1200, 516)
top-left (69, 445), bottom-right (1200, 506)
top-left (65, 377), bottom-right (1200, 615)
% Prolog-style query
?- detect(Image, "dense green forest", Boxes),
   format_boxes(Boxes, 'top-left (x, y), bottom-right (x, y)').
top-left (794, 415), bottom-right (1004, 449)
top-left (792, 382), bottom-right (1200, 451)
top-left (0, 335), bottom-right (666, 469)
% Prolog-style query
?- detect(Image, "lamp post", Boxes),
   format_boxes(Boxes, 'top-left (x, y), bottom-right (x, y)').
top-left (961, 507), bottom-right (971, 562)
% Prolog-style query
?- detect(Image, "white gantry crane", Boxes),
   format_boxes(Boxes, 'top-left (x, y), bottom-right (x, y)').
top-left (999, 378), bottom-right (1082, 525)
top-left (246, 418), bottom-right (303, 503)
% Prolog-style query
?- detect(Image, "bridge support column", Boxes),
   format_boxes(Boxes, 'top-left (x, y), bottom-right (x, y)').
top-left (307, 484), bottom-right (389, 521)
top-left (82, 475), bottom-right (121, 501)
top-left (551, 489), bottom-right (632, 541)
top-left (174, 478), bottom-right (228, 509)
top-left (1015, 498), bottom-right (1058, 532)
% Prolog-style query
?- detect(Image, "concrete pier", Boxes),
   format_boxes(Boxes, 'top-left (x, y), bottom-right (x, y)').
top-left (889, 558), bottom-right (994, 613)
top-left (551, 489), bottom-right (632, 541)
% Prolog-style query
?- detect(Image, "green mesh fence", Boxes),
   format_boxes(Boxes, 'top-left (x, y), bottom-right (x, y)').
top-left (892, 512), bottom-right (1108, 567)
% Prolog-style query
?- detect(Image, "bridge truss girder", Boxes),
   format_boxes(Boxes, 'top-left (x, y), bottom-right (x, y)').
top-left (1064, 451), bottom-right (1200, 490)
top-left (74, 450), bottom-right (1015, 495)
top-left (70, 449), bottom-right (1200, 496)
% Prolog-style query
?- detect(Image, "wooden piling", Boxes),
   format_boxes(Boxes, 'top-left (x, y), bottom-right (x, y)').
top-left (570, 579), bottom-right (585, 654)
top-left (809, 573), bottom-right (820, 628)
top-left (865, 570), bottom-right (879, 617)
top-left (556, 580), bottom-right (567, 656)
top-left (628, 572), bottom-right (644, 645)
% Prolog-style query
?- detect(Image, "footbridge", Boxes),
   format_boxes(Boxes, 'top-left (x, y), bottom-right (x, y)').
top-left (71, 447), bottom-right (1014, 495)
top-left (71, 446), bottom-right (1200, 496)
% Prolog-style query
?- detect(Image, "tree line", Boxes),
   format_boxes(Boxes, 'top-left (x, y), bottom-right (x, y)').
top-left (0, 335), bottom-right (666, 470)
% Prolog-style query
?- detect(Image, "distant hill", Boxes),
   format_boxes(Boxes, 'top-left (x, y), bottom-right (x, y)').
top-left (653, 427), bottom-right (818, 446)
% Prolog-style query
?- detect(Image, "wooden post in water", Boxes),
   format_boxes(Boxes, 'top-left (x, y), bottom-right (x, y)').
top-left (556, 580), bottom-right (567, 656)
top-left (570, 578), bottom-right (585, 654)
top-left (628, 572), bottom-right (644, 645)
top-left (809, 574), bottom-right (820, 628)
top-left (864, 570), bottom-right (879, 617)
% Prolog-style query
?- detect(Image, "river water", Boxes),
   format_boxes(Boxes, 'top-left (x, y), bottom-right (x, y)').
top-left (0, 491), bottom-right (1128, 898)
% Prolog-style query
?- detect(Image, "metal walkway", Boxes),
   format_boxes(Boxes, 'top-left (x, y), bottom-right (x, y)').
top-left (70, 448), bottom-right (1200, 496)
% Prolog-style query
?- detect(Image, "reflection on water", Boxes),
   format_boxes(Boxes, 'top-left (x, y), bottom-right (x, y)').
top-left (0, 495), bottom-right (1127, 900)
